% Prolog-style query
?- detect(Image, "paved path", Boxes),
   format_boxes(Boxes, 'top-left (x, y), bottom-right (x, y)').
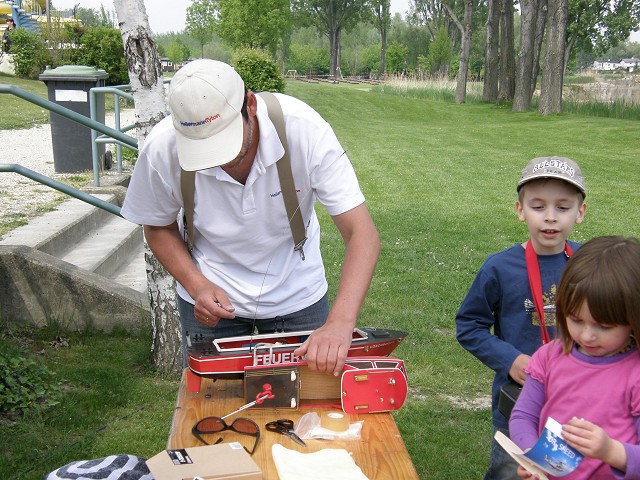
top-left (0, 110), bottom-right (136, 233)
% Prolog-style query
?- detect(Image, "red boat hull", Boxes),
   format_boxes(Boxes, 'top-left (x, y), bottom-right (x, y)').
top-left (186, 327), bottom-right (407, 392)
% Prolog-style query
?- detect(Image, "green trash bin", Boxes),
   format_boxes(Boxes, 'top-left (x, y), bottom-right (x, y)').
top-left (39, 65), bottom-right (108, 173)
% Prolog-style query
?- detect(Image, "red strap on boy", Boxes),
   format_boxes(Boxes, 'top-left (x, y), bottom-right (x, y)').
top-left (525, 240), bottom-right (573, 345)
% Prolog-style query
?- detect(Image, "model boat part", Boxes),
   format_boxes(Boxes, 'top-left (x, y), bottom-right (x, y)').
top-left (340, 358), bottom-right (408, 414)
top-left (186, 327), bottom-right (407, 392)
top-left (244, 367), bottom-right (300, 410)
top-left (241, 357), bottom-right (408, 414)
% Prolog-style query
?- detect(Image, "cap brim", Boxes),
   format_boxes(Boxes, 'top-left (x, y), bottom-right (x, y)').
top-left (175, 114), bottom-right (244, 171)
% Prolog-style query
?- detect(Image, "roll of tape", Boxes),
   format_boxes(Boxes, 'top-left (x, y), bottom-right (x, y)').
top-left (321, 411), bottom-right (349, 432)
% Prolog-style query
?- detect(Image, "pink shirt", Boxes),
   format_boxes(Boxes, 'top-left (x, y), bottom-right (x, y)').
top-left (527, 341), bottom-right (640, 479)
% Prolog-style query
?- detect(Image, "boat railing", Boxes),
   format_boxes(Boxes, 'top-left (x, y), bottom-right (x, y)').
top-left (252, 343), bottom-right (277, 366)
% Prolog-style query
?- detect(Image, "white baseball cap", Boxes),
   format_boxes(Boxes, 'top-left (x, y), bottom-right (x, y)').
top-left (168, 59), bottom-right (245, 171)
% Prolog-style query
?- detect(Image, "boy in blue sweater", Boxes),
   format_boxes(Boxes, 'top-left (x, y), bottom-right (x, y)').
top-left (455, 156), bottom-right (587, 479)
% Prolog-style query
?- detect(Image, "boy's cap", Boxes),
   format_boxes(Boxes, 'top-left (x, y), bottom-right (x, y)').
top-left (168, 59), bottom-right (245, 171)
top-left (517, 156), bottom-right (586, 197)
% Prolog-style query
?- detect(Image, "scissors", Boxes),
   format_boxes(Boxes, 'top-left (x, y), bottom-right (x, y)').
top-left (266, 419), bottom-right (306, 447)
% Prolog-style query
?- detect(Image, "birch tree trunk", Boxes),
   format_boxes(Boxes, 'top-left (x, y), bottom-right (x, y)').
top-left (336, 28), bottom-right (342, 78)
top-left (538, 0), bottom-right (567, 115)
top-left (113, 0), bottom-right (183, 373)
top-left (329, 27), bottom-right (338, 77)
top-left (379, 27), bottom-right (387, 77)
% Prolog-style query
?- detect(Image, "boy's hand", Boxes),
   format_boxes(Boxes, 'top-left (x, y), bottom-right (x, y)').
top-left (509, 354), bottom-right (531, 384)
top-left (562, 417), bottom-right (627, 471)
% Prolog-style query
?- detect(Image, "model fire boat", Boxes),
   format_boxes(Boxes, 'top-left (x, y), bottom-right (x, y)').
top-left (186, 327), bottom-right (408, 392)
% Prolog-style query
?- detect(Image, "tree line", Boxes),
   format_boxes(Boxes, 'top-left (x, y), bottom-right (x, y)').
top-left (157, 0), bottom-right (640, 115)
top-left (8, 1), bottom-right (640, 115)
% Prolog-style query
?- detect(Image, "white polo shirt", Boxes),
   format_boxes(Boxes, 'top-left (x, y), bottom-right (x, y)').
top-left (121, 93), bottom-right (365, 318)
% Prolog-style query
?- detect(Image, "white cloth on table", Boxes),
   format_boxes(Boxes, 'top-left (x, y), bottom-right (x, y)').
top-left (271, 443), bottom-right (369, 480)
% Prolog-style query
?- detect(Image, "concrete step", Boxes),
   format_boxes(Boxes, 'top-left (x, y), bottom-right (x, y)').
top-left (0, 193), bottom-right (116, 257)
top-left (110, 242), bottom-right (148, 294)
top-left (58, 214), bottom-right (143, 278)
top-left (0, 193), bottom-right (148, 295)
top-left (1, 172), bottom-right (150, 331)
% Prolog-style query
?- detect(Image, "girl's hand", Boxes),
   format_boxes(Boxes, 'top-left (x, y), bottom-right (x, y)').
top-left (517, 465), bottom-right (540, 479)
top-left (562, 417), bottom-right (627, 471)
top-left (515, 448), bottom-right (542, 479)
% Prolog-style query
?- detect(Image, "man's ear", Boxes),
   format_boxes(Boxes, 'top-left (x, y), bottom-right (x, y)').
top-left (246, 92), bottom-right (258, 117)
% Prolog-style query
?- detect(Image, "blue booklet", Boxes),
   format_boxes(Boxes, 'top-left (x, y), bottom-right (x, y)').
top-left (495, 417), bottom-right (584, 479)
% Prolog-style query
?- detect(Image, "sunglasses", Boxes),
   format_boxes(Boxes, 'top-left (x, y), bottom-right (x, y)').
top-left (191, 416), bottom-right (260, 454)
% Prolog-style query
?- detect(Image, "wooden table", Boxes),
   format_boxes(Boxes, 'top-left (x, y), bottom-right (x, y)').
top-left (167, 369), bottom-right (419, 479)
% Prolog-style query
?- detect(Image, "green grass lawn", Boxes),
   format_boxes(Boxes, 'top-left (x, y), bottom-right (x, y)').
top-left (288, 80), bottom-right (638, 478)
top-left (0, 73), bottom-right (50, 129)
top-left (1, 77), bottom-right (638, 479)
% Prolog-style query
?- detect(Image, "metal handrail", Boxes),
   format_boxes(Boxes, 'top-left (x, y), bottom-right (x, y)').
top-left (88, 80), bottom-right (170, 186)
top-left (89, 85), bottom-right (138, 186)
top-left (0, 83), bottom-right (137, 216)
top-left (0, 84), bottom-right (138, 149)
top-left (0, 163), bottom-right (122, 217)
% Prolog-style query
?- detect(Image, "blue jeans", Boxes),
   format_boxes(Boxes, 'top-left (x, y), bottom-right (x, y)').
top-left (177, 293), bottom-right (329, 367)
top-left (484, 426), bottom-right (520, 480)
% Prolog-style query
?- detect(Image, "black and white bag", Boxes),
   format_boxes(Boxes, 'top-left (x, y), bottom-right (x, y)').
top-left (45, 454), bottom-right (153, 480)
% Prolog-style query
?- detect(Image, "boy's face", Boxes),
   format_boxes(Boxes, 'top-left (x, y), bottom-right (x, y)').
top-left (516, 179), bottom-right (586, 255)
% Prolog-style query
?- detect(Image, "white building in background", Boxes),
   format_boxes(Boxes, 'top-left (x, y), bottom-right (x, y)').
top-left (593, 57), bottom-right (639, 72)
top-left (619, 58), bottom-right (639, 72)
top-left (593, 60), bottom-right (621, 71)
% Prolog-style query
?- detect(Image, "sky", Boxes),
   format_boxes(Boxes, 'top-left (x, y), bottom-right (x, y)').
top-left (50, 0), bottom-right (639, 42)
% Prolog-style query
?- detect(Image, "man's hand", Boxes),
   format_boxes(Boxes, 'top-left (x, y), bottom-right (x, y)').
top-left (293, 322), bottom-right (352, 376)
top-left (295, 204), bottom-right (379, 376)
top-left (191, 281), bottom-right (235, 327)
top-left (143, 223), bottom-right (235, 327)
top-left (562, 417), bottom-right (627, 471)
top-left (509, 354), bottom-right (531, 385)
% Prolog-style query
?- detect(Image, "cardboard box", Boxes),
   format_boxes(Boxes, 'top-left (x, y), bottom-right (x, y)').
top-left (146, 442), bottom-right (262, 480)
